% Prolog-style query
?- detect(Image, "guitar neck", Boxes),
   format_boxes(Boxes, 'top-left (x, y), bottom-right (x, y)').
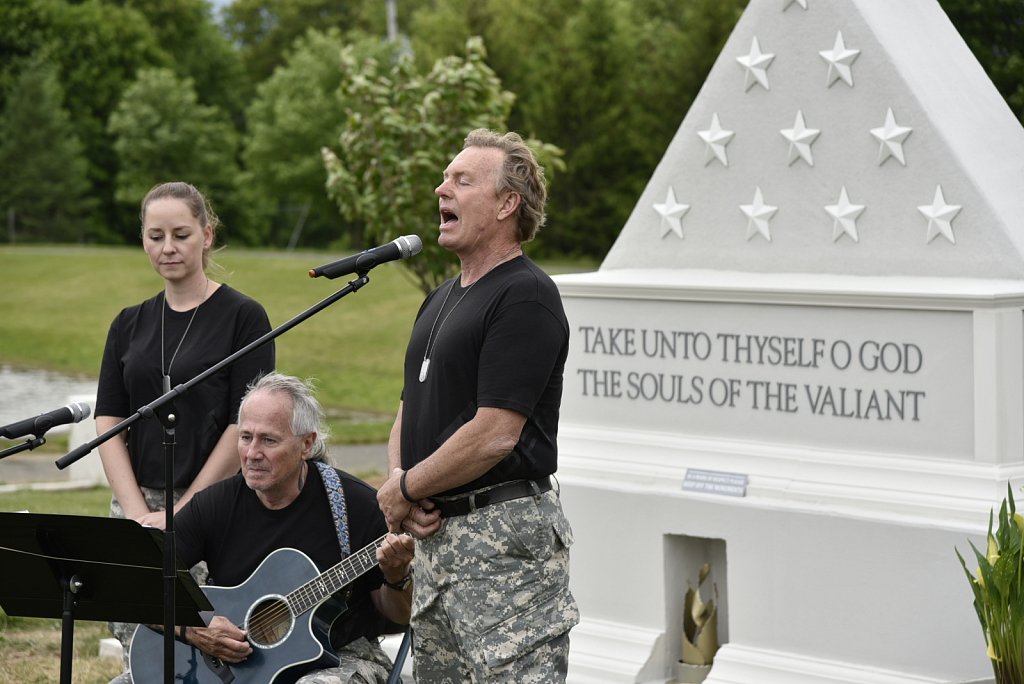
top-left (286, 533), bottom-right (388, 616)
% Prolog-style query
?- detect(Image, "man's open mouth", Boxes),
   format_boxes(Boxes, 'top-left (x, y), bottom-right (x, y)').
top-left (440, 209), bottom-right (459, 226)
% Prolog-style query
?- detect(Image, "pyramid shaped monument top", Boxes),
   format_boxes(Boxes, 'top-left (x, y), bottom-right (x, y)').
top-left (601, 0), bottom-right (1024, 281)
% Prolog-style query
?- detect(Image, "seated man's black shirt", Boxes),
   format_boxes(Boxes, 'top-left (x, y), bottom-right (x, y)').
top-left (174, 465), bottom-right (401, 648)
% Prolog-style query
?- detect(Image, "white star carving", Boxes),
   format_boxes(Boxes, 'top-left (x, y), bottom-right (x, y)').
top-left (697, 113), bottom-right (735, 167)
top-left (780, 110), bottom-right (820, 166)
top-left (740, 187), bottom-right (777, 242)
top-left (653, 186), bottom-right (690, 239)
top-left (736, 37), bottom-right (775, 91)
top-left (824, 187), bottom-right (865, 243)
top-left (917, 186), bottom-right (961, 244)
top-left (818, 31), bottom-right (860, 87)
top-left (783, 0), bottom-right (808, 9)
top-left (870, 107), bottom-right (912, 166)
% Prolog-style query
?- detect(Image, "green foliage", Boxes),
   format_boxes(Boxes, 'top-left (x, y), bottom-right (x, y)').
top-left (222, 0), bottom-right (378, 84)
top-left (107, 67), bottom-right (246, 243)
top-left (957, 484), bottom-right (1024, 682)
top-left (0, 0), bottom-right (54, 113)
top-left (940, 0), bottom-right (1024, 122)
top-left (405, 0), bottom-right (745, 258)
top-left (121, 0), bottom-right (252, 125)
top-left (323, 37), bottom-right (539, 293)
top-left (0, 56), bottom-right (93, 243)
top-left (0, 0), bottom-right (1021, 261)
top-left (44, 0), bottom-right (170, 242)
top-left (242, 29), bottom-right (399, 248)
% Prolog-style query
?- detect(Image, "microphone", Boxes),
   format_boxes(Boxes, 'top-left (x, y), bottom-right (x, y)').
top-left (309, 235), bottom-right (423, 279)
top-left (0, 402), bottom-right (92, 439)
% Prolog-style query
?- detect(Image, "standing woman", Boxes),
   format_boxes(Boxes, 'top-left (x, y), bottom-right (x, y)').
top-left (95, 182), bottom-right (275, 662)
top-left (95, 181), bottom-right (275, 527)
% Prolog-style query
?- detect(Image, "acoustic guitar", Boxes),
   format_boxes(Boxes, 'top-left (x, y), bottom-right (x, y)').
top-left (129, 533), bottom-right (392, 683)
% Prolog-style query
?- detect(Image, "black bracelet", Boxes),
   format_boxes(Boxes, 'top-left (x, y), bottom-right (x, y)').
top-left (400, 470), bottom-right (416, 503)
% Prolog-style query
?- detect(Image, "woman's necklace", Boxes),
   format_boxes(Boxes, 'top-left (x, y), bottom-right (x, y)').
top-left (418, 244), bottom-right (522, 383)
top-left (161, 278), bottom-right (210, 391)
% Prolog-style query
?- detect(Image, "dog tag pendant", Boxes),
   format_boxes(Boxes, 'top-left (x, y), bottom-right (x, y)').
top-left (419, 359), bottom-right (430, 382)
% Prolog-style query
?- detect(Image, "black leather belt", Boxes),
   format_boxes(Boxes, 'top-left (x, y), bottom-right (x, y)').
top-left (432, 476), bottom-right (552, 519)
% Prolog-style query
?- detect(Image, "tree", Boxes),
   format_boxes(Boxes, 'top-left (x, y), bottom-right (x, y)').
top-left (322, 36), bottom-right (562, 293)
top-left (107, 68), bottom-right (246, 242)
top-left (43, 0), bottom-right (170, 241)
top-left (117, 0), bottom-right (252, 125)
top-left (541, 0), bottom-right (745, 256)
top-left (0, 0), bottom-right (54, 113)
top-left (242, 28), bottom-right (398, 248)
top-left (405, 0), bottom-right (744, 259)
top-left (222, 0), bottom-right (380, 83)
top-left (0, 56), bottom-right (92, 243)
top-left (0, 0), bottom-right (170, 242)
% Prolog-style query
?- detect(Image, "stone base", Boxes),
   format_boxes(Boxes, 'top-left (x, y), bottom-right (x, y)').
top-left (674, 661), bottom-right (712, 683)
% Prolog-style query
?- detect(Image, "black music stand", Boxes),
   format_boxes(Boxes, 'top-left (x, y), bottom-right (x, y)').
top-left (0, 511), bottom-right (212, 684)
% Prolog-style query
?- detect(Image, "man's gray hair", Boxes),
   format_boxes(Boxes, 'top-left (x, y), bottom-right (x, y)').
top-left (238, 372), bottom-right (331, 462)
top-left (463, 128), bottom-right (548, 242)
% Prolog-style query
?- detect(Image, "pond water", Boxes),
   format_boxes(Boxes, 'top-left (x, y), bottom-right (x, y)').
top-left (0, 365), bottom-right (97, 433)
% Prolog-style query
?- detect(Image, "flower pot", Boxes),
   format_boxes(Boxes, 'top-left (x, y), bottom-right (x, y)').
top-left (674, 660), bottom-right (712, 683)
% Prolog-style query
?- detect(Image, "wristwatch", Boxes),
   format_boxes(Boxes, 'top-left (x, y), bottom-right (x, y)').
top-left (383, 573), bottom-right (413, 591)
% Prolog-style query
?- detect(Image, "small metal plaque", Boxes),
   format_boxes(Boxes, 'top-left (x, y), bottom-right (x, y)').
top-left (682, 469), bottom-right (748, 497)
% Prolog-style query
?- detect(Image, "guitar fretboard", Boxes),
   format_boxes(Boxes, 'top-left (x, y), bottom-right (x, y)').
top-left (287, 534), bottom-right (388, 615)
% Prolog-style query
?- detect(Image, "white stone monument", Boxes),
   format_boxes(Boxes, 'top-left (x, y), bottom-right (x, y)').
top-left (555, 1), bottom-right (1022, 682)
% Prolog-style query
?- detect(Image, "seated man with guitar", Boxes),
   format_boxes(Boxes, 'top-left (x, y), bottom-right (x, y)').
top-left (117, 372), bottom-right (415, 683)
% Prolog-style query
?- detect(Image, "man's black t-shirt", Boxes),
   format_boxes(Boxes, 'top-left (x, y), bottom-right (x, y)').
top-left (400, 256), bottom-right (569, 495)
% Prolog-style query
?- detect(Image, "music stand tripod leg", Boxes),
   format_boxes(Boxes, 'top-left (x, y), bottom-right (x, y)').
top-left (59, 574), bottom-right (83, 684)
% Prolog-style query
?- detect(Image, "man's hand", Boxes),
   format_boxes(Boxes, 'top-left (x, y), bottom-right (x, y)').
top-left (377, 467), bottom-right (417, 532)
top-left (376, 532), bottom-right (415, 583)
top-left (377, 468), bottom-right (442, 538)
top-left (403, 501), bottom-right (442, 539)
top-left (187, 615), bottom-right (253, 663)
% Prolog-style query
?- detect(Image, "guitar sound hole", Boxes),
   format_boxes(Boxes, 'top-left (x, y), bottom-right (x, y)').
top-left (247, 596), bottom-right (293, 648)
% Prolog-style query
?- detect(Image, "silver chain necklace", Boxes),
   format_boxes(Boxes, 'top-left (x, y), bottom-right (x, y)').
top-left (161, 278), bottom-right (209, 390)
top-left (419, 279), bottom-right (476, 382)
top-left (418, 245), bottom-right (522, 383)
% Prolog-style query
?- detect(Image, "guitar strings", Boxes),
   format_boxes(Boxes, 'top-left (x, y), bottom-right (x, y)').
top-left (244, 534), bottom-right (389, 637)
top-left (247, 539), bottom-right (385, 636)
top-left (248, 546), bottom-right (380, 632)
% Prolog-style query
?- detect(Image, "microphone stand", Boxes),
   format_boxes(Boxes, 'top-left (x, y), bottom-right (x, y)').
top-left (55, 272), bottom-right (372, 684)
top-left (0, 435), bottom-right (47, 461)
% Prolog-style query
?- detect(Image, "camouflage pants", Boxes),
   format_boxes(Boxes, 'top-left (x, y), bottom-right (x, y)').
top-left (108, 487), bottom-right (209, 671)
top-left (411, 487), bottom-right (579, 683)
top-left (108, 637), bottom-right (395, 684)
top-left (294, 637), bottom-right (395, 683)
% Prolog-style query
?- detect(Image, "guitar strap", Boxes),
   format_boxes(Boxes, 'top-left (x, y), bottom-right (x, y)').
top-left (313, 461), bottom-right (351, 557)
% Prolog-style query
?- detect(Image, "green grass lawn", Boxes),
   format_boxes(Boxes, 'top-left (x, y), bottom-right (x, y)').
top-left (1, 244), bottom-right (427, 442)
top-left (0, 245), bottom-right (596, 444)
